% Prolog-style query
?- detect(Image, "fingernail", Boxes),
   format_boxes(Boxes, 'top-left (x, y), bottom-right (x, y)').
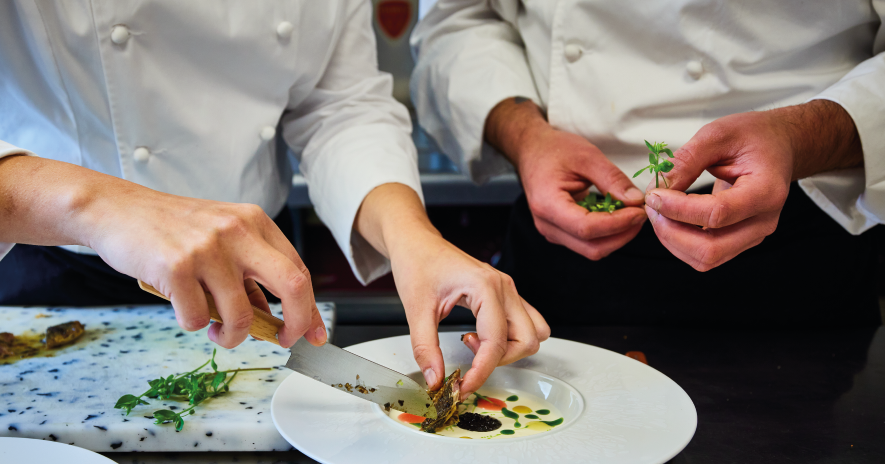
top-left (625, 187), bottom-right (644, 201)
top-left (315, 326), bottom-right (327, 344)
top-left (646, 193), bottom-right (661, 211)
top-left (631, 214), bottom-right (647, 226)
top-left (423, 367), bottom-right (438, 387)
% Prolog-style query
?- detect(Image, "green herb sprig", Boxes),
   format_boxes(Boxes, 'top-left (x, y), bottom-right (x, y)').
top-left (114, 349), bottom-right (271, 431)
top-left (633, 140), bottom-right (675, 188)
top-left (577, 192), bottom-right (624, 213)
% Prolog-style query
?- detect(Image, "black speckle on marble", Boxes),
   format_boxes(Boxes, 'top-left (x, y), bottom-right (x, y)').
top-left (139, 437), bottom-right (145, 441)
top-left (125, 326), bottom-right (137, 330)
top-left (160, 327), bottom-right (173, 331)
top-left (110, 441), bottom-right (122, 450)
top-left (175, 332), bottom-right (185, 338)
top-left (100, 344), bottom-right (109, 348)
top-left (168, 406), bottom-right (178, 411)
top-left (264, 379), bottom-right (275, 382)
top-left (80, 377), bottom-right (96, 382)
top-left (205, 431), bottom-right (213, 437)
top-left (94, 425), bottom-right (107, 431)
top-left (48, 368), bottom-right (59, 372)
top-left (84, 414), bottom-right (98, 420)
top-left (62, 359), bottom-right (77, 365)
top-left (245, 407), bottom-right (253, 410)
top-left (36, 392), bottom-right (54, 397)
top-left (132, 333), bottom-right (143, 340)
top-left (8, 409), bottom-right (15, 413)
top-left (53, 376), bottom-right (58, 380)
top-left (194, 442), bottom-right (199, 447)
top-left (239, 402), bottom-right (247, 405)
top-left (101, 322), bottom-right (110, 326)
top-left (119, 350), bottom-right (129, 354)
top-left (40, 420), bottom-right (46, 425)
top-left (48, 434), bottom-right (57, 441)
top-left (144, 415), bottom-right (154, 419)
top-left (29, 388), bottom-right (39, 392)
top-left (8, 425), bottom-right (17, 431)
top-left (19, 370), bottom-right (34, 375)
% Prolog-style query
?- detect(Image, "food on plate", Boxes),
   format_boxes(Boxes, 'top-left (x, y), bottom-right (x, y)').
top-left (45, 321), bottom-right (85, 348)
top-left (420, 368), bottom-right (461, 433)
top-left (0, 332), bottom-right (15, 358)
top-left (390, 385), bottom-right (565, 439)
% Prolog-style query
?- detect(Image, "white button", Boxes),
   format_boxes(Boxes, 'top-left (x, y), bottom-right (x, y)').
top-left (564, 43), bottom-right (583, 63)
top-left (686, 60), bottom-right (704, 80)
top-left (276, 21), bottom-right (294, 39)
top-left (111, 25), bottom-right (130, 45)
top-left (260, 126), bottom-right (276, 141)
top-left (133, 147), bottom-right (150, 163)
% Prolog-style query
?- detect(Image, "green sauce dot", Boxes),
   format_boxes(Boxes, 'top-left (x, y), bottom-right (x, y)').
top-left (500, 429), bottom-right (515, 435)
top-left (514, 421), bottom-right (521, 428)
top-left (501, 408), bottom-right (519, 420)
top-left (525, 414), bottom-right (539, 419)
top-left (506, 395), bottom-right (519, 402)
top-left (535, 409), bottom-right (550, 415)
top-left (542, 417), bottom-right (564, 427)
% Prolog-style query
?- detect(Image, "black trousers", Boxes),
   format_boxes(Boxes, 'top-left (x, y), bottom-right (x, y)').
top-left (497, 183), bottom-right (882, 328)
top-left (0, 208), bottom-right (294, 306)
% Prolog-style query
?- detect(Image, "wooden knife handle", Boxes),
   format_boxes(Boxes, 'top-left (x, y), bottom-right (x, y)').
top-left (138, 280), bottom-right (284, 346)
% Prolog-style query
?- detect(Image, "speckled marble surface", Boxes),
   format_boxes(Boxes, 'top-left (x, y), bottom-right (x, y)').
top-left (0, 304), bottom-right (335, 452)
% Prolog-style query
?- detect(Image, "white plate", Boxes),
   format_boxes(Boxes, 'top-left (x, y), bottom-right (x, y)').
top-left (272, 333), bottom-right (697, 464)
top-left (0, 437), bottom-right (116, 463)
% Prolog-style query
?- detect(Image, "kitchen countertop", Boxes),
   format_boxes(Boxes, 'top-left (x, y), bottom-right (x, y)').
top-left (3, 306), bottom-right (884, 463)
top-left (0, 304), bottom-right (335, 453)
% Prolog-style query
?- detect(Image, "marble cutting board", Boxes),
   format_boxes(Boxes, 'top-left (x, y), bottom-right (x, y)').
top-left (0, 303), bottom-right (335, 452)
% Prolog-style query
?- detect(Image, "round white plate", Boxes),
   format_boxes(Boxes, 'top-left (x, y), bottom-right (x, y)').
top-left (272, 333), bottom-right (697, 464)
top-left (0, 437), bottom-right (116, 463)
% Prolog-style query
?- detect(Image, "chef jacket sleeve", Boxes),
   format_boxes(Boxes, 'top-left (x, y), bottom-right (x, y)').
top-left (410, 0), bottom-right (540, 184)
top-left (801, 0), bottom-right (885, 234)
top-left (0, 140), bottom-right (37, 261)
top-left (280, 0), bottom-right (423, 285)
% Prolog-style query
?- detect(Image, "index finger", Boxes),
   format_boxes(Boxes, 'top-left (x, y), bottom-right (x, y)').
top-left (534, 193), bottom-right (647, 241)
top-left (244, 245), bottom-right (325, 347)
top-left (646, 174), bottom-right (786, 229)
top-left (460, 292), bottom-right (509, 397)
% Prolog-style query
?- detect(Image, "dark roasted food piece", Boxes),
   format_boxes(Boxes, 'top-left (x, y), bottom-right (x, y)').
top-left (457, 412), bottom-right (502, 432)
top-left (45, 321), bottom-right (85, 348)
top-left (0, 333), bottom-right (13, 358)
top-left (421, 368), bottom-right (461, 433)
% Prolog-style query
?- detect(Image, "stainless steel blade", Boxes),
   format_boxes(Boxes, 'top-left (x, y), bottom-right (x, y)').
top-left (286, 340), bottom-right (437, 419)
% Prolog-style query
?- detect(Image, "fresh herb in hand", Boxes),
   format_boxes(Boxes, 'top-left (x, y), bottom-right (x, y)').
top-left (633, 140), bottom-right (675, 188)
top-left (577, 192), bottom-right (624, 213)
top-left (114, 349), bottom-right (270, 431)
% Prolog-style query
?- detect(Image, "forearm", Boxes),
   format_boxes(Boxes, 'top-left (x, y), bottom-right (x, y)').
top-left (0, 155), bottom-right (139, 247)
top-left (777, 100), bottom-right (864, 181)
top-left (354, 183), bottom-right (442, 260)
top-left (483, 97), bottom-right (549, 169)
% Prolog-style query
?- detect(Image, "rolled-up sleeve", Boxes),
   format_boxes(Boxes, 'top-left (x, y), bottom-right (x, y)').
top-left (410, 0), bottom-right (540, 184)
top-left (0, 139), bottom-right (36, 261)
top-left (281, 0), bottom-right (422, 285)
top-left (802, 0), bottom-right (885, 234)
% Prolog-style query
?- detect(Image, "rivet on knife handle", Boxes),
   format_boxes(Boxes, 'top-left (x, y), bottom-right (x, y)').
top-left (137, 280), bottom-right (284, 346)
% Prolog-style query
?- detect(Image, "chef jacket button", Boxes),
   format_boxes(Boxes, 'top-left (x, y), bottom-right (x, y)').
top-left (277, 21), bottom-right (294, 39)
top-left (133, 147), bottom-right (150, 163)
top-left (111, 25), bottom-right (130, 45)
top-left (686, 60), bottom-right (704, 80)
top-left (564, 43), bottom-right (583, 63)
top-left (260, 126), bottom-right (276, 141)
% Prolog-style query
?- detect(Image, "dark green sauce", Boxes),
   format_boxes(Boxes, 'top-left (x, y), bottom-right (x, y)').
top-left (501, 408), bottom-right (519, 420)
top-left (506, 395), bottom-right (519, 402)
top-left (500, 429), bottom-right (515, 435)
top-left (525, 414), bottom-right (539, 419)
top-left (542, 417), bottom-right (564, 427)
top-left (535, 409), bottom-right (550, 415)
top-left (514, 421), bottom-right (521, 428)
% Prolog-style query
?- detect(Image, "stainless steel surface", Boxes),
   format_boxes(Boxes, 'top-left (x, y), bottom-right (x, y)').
top-left (285, 340), bottom-right (437, 419)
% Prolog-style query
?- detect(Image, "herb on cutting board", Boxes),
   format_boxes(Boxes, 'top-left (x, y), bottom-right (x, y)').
top-left (114, 349), bottom-right (271, 431)
top-left (577, 192), bottom-right (624, 213)
top-left (633, 140), bottom-right (675, 188)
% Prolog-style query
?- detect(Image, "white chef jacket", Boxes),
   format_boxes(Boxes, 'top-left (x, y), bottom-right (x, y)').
top-left (0, 0), bottom-right (423, 284)
top-left (411, 0), bottom-right (885, 235)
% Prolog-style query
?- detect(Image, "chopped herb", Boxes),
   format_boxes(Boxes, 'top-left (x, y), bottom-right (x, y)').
top-left (577, 192), bottom-right (624, 213)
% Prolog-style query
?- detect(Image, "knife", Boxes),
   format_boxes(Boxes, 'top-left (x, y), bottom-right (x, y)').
top-left (138, 280), bottom-right (437, 419)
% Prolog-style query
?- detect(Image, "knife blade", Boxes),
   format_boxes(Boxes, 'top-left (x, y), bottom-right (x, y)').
top-left (137, 280), bottom-right (436, 419)
top-left (286, 339), bottom-right (437, 419)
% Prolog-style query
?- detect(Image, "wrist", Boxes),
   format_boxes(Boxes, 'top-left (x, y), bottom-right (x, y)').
top-left (775, 100), bottom-right (863, 181)
top-left (484, 97), bottom-right (550, 172)
top-left (356, 183), bottom-right (441, 260)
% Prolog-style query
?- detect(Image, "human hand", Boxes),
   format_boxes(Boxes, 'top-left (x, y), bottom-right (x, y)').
top-left (82, 186), bottom-right (326, 348)
top-left (355, 183), bottom-right (550, 398)
top-left (644, 100), bottom-right (863, 271)
top-left (485, 98), bottom-right (647, 260)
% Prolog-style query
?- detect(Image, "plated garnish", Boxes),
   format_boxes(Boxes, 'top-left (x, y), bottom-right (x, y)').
top-left (420, 368), bottom-right (461, 433)
top-left (114, 349), bottom-right (271, 431)
top-left (633, 140), bottom-right (675, 188)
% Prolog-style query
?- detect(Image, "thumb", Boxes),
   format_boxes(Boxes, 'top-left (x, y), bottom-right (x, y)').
top-left (406, 306), bottom-right (446, 390)
top-left (580, 151), bottom-right (645, 206)
top-left (651, 131), bottom-right (726, 193)
top-left (301, 303), bottom-right (327, 347)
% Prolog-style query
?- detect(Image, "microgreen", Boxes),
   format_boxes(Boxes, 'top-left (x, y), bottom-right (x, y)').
top-left (633, 140), bottom-right (675, 188)
top-left (576, 192), bottom-right (624, 213)
top-left (114, 349), bottom-right (271, 431)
